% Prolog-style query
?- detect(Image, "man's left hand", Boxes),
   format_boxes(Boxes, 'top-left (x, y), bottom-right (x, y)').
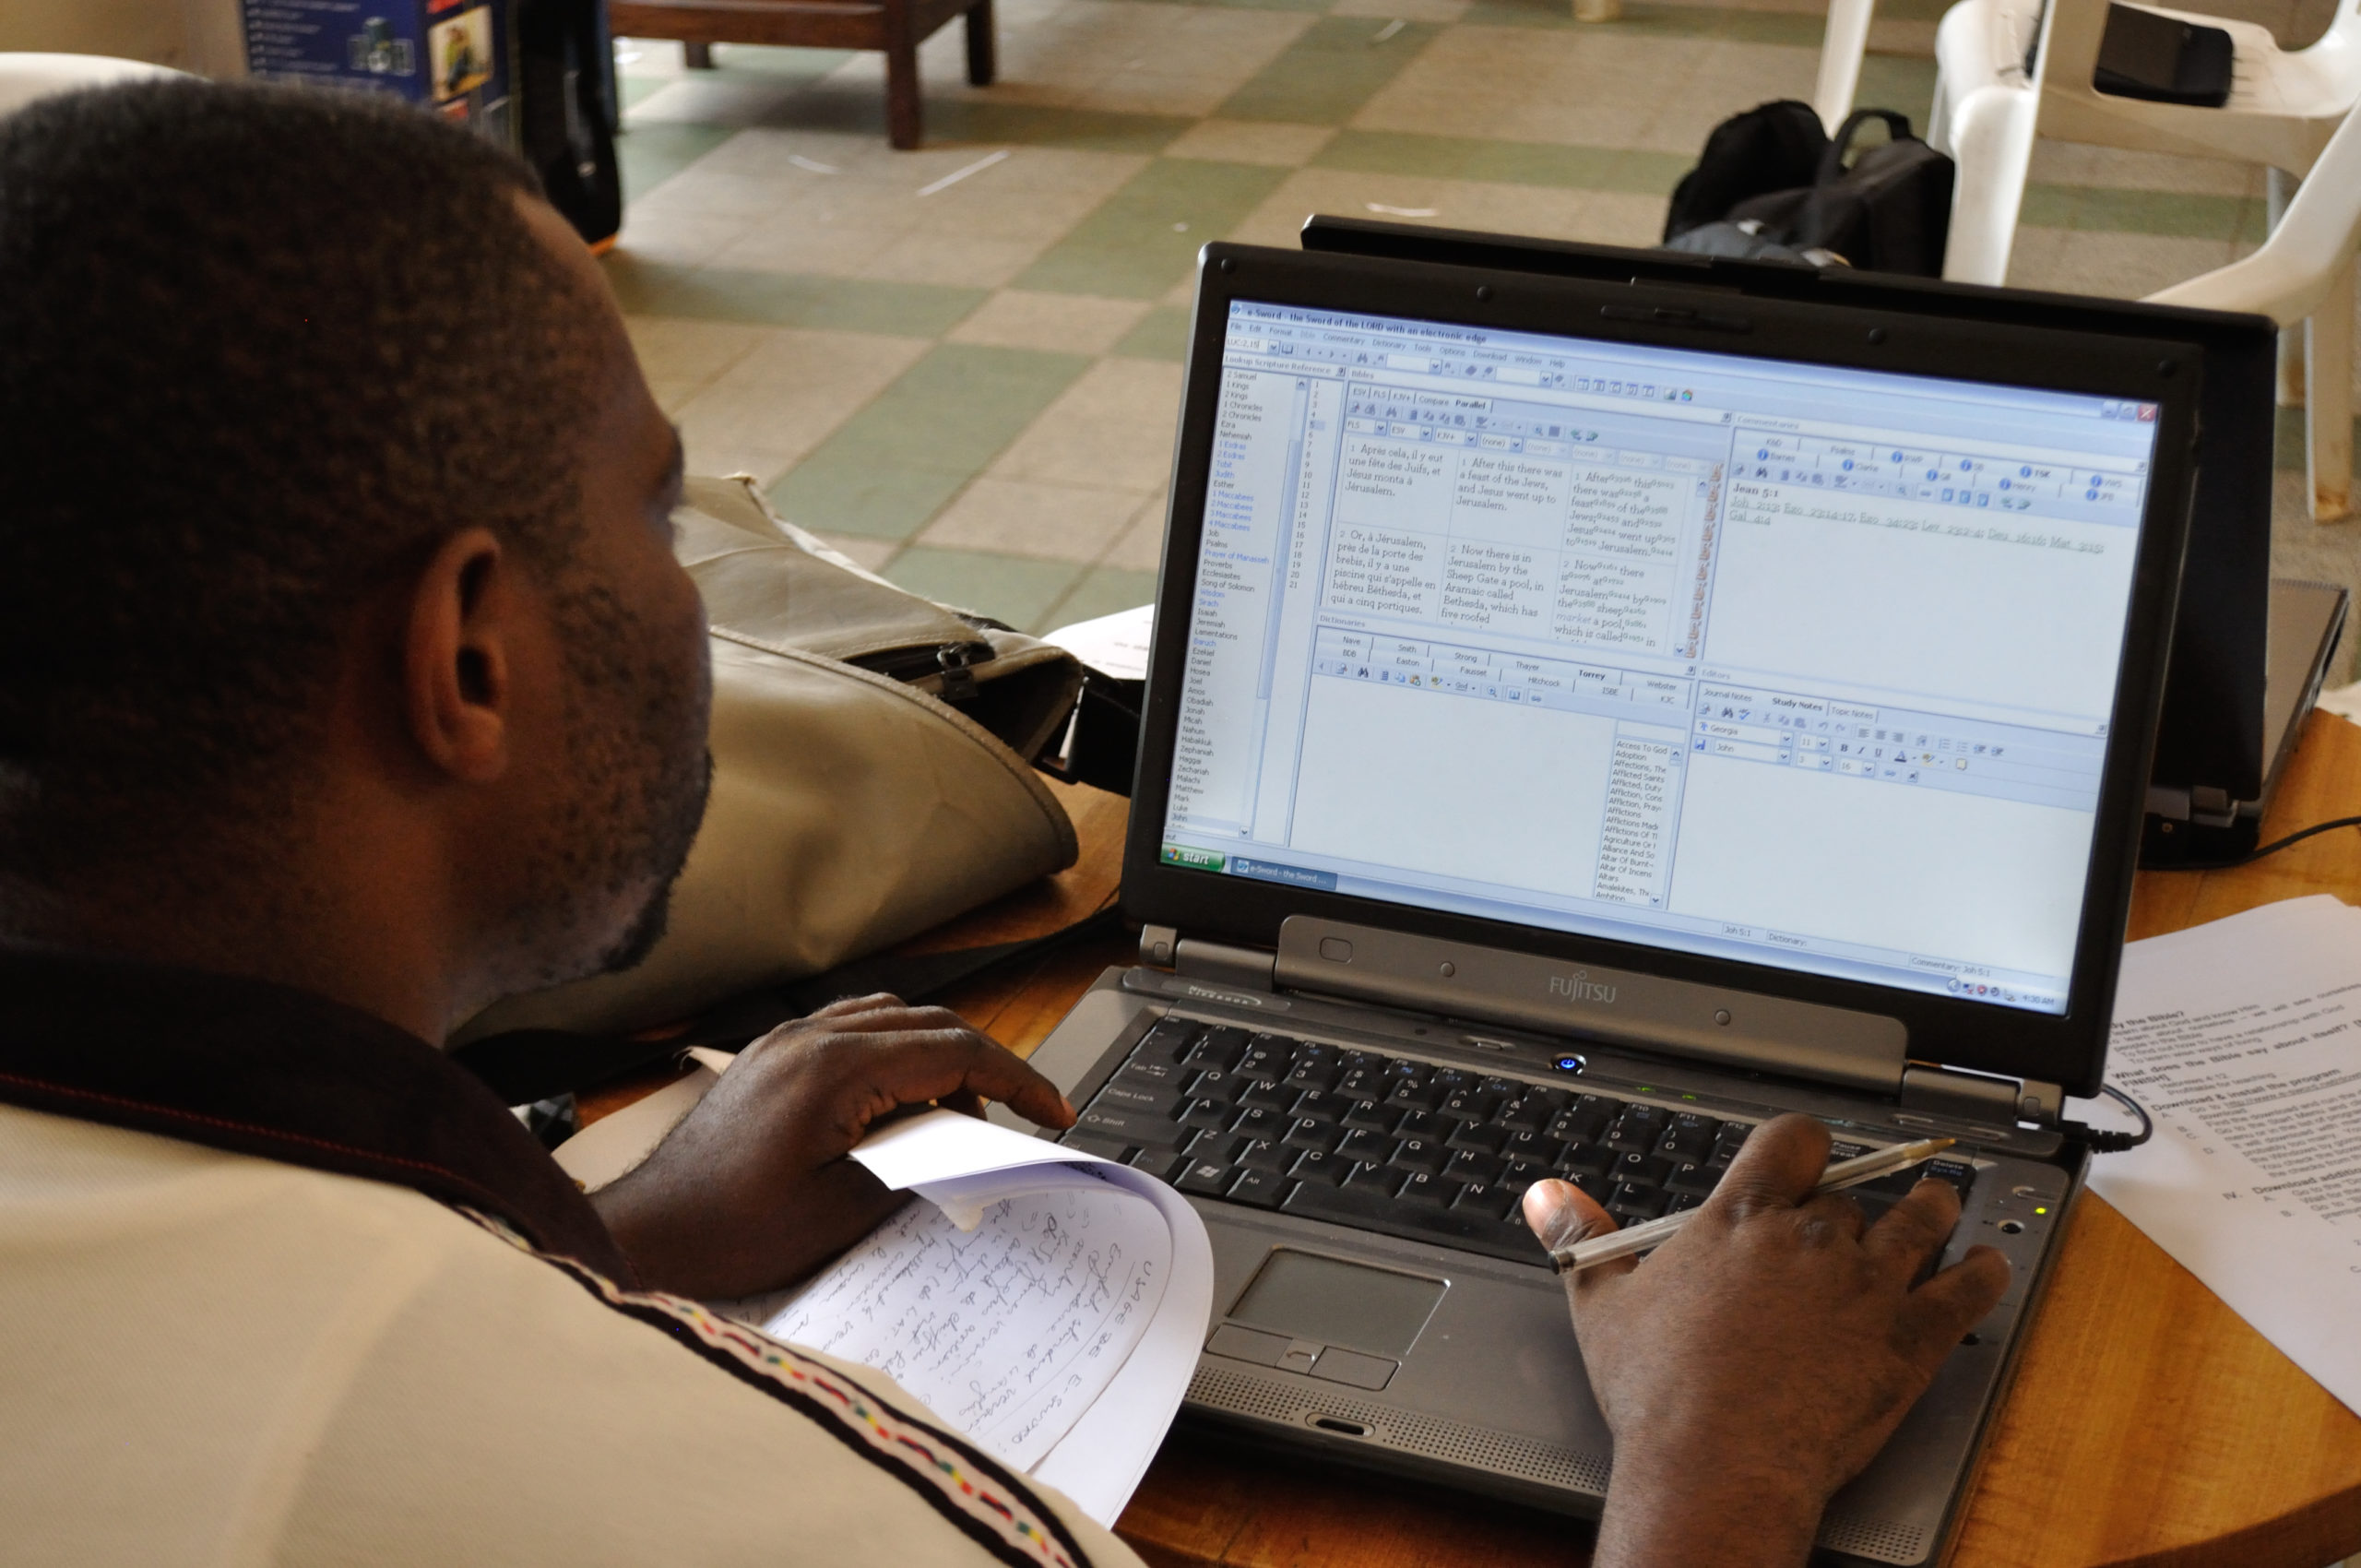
top-left (587, 993), bottom-right (1075, 1299)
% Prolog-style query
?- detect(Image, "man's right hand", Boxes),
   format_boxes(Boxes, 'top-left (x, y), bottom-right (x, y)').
top-left (588, 994), bottom-right (1074, 1301)
top-left (1521, 1114), bottom-right (2011, 1568)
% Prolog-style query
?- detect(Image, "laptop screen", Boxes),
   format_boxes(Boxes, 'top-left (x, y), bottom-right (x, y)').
top-left (1157, 300), bottom-right (2164, 1017)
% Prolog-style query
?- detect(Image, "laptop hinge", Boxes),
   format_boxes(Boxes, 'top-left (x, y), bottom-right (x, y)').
top-left (1274, 917), bottom-right (1907, 1096)
top-left (1168, 935), bottom-right (1277, 991)
top-left (1899, 1063), bottom-right (2061, 1128)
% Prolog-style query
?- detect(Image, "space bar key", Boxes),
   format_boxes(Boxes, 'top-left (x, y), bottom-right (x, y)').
top-left (1279, 1182), bottom-right (1543, 1266)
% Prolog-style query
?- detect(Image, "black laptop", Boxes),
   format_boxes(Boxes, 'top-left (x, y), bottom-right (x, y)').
top-left (1003, 238), bottom-right (2208, 1564)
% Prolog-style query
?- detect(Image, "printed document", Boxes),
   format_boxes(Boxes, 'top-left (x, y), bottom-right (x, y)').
top-left (2090, 895), bottom-right (2361, 1414)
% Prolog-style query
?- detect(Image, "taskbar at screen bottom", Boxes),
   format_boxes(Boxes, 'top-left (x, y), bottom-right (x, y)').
top-left (1157, 842), bottom-right (2069, 1016)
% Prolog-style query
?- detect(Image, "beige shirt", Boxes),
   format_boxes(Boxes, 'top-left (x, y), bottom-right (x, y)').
top-left (0, 1099), bottom-right (1145, 1567)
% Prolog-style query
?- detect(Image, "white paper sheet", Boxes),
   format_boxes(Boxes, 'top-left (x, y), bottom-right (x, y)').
top-left (547, 1048), bottom-right (735, 1193)
top-left (2088, 895), bottom-right (2361, 1416)
top-left (566, 1081), bottom-right (1213, 1524)
top-left (763, 1170), bottom-right (1168, 1470)
top-left (848, 1111), bottom-right (1214, 1522)
top-left (688, 1111), bottom-right (1207, 1525)
top-left (2315, 681), bottom-right (2361, 723)
top-left (1041, 603), bottom-right (1153, 681)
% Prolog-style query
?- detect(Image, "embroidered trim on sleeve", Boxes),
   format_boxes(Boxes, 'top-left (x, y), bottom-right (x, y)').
top-left (455, 1209), bottom-right (1099, 1568)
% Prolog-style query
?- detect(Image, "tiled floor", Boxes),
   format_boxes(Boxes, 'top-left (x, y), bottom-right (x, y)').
top-left (608, 0), bottom-right (2361, 653)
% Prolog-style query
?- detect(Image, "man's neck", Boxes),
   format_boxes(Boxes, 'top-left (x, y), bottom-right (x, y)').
top-left (2, 817), bottom-right (472, 1047)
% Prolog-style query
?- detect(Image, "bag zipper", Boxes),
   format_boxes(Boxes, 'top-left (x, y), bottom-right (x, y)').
top-left (848, 639), bottom-right (994, 702)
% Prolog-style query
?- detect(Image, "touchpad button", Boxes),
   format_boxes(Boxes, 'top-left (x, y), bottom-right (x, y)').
top-left (1227, 1249), bottom-right (1446, 1357)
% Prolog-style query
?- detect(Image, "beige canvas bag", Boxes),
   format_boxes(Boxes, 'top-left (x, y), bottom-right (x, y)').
top-left (456, 476), bottom-right (1084, 1042)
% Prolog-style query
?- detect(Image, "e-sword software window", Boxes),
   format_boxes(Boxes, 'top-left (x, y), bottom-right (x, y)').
top-left (1158, 301), bottom-right (2160, 1015)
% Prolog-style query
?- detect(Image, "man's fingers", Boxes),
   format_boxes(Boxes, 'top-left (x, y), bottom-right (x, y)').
top-left (807, 992), bottom-right (908, 1020)
top-left (1900, 1244), bottom-right (2011, 1363)
top-left (853, 1028), bottom-right (1076, 1131)
top-left (1523, 1180), bottom-right (1636, 1297)
top-left (1706, 1113), bottom-right (1833, 1216)
top-left (1859, 1177), bottom-right (1964, 1285)
top-left (1792, 1190), bottom-right (1869, 1245)
top-left (813, 997), bottom-right (971, 1035)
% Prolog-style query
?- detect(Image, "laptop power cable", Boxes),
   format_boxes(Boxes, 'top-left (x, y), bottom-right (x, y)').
top-left (2060, 1083), bottom-right (2153, 1153)
top-left (2156, 813), bottom-right (2361, 873)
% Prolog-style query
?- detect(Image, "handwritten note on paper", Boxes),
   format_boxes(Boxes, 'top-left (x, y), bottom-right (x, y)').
top-left (762, 1174), bottom-right (1171, 1470)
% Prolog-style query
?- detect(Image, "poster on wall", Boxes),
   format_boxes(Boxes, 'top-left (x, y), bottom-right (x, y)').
top-left (242, 0), bottom-right (514, 147)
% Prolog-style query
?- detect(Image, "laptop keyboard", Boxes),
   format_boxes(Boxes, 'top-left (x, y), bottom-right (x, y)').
top-left (1057, 1016), bottom-right (1978, 1266)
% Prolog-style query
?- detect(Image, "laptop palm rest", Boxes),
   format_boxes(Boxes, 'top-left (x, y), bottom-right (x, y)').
top-left (1214, 1249), bottom-right (1449, 1387)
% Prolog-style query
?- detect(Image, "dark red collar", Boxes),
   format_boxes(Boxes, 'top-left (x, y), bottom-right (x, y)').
top-left (0, 944), bottom-right (634, 1283)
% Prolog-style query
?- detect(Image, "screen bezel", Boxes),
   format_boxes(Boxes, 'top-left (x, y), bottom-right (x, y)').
top-left (1121, 243), bottom-right (2200, 1100)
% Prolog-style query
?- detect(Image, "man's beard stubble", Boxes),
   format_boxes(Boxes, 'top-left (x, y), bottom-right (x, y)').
top-left (509, 576), bottom-right (713, 994)
top-left (591, 741), bottom-right (710, 977)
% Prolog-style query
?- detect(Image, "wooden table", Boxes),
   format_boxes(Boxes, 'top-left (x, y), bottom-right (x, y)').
top-left (611, 0), bottom-right (994, 149)
top-left (607, 710), bottom-right (2361, 1566)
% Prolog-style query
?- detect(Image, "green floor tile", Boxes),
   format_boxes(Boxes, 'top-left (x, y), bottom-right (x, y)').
top-left (2276, 406), bottom-right (2361, 472)
top-left (772, 467), bottom-right (975, 541)
top-left (769, 343), bottom-right (1094, 540)
top-left (1015, 159), bottom-right (1290, 299)
top-left (1113, 306), bottom-right (1195, 362)
top-left (1312, 126), bottom-right (1481, 180)
top-left (1111, 0), bottom-right (1332, 12)
top-left (1314, 129), bottom-right (1689, 194)
top-left (1475, 139), bottom-right (1690, 194)
top-left (601, 258), bottom-right (988, 335)
top-left (620, 76), bottom-right (671, 112)
top-left (928, 101), bottom-right (1195, 156)
top-left (616, 122), bottom-right (735, 204)
top-left (1854, 54), bottom-right (1938, 130)
top-left (2019, 184), bottom-right (2266, 242)
top-left (688, 44), bottom-right (856, 77)
top-left (1459, 0), bottom-right (1823, 41)
top-left (1217, 17), bottom-right (1440, 126)
top-left (1043, 564), bottom-right (1161, 628)
top-left (885, 547), bottom-right (1088, 628)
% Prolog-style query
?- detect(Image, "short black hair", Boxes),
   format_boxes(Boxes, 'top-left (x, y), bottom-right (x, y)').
top-left (0, 80), bottom-right (607, 893)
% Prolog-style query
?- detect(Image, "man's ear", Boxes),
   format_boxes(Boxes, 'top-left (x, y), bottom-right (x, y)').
top-left (402, 528), bottom-right (515, 784)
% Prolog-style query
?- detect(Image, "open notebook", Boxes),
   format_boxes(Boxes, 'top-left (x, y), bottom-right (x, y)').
top-left (552, 1065), bottom-right (1214, 1525)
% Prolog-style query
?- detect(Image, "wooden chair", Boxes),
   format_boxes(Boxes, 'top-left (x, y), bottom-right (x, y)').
top-left (609, 0), bottom-right (996, 149)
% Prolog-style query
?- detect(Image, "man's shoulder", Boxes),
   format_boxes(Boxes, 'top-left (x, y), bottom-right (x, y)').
top-left (0, 1097), bottom-right (447, 1219)
top-left (0, 1100), bottom-right (1142, 1568)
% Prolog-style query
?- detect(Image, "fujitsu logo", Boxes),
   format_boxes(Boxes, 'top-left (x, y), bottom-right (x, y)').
top-left (1549, 971), bottom-right (1618, 1005)
top-left (1181, 983), bottom-right (1264, 1007)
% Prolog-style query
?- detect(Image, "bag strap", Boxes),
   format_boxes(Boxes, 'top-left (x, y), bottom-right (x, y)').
top-left (1816, 109), bottom-right (1916, 184)
top-left (453, 906), bottom-right (1127, 1106)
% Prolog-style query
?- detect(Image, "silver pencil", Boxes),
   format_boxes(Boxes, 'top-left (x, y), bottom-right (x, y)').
top-left (1548, 1135), bottom-right (1960, 1274)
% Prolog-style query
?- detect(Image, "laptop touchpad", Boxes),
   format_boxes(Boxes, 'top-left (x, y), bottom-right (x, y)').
top-left (1228, 1250), bottom-right (1445, 1357)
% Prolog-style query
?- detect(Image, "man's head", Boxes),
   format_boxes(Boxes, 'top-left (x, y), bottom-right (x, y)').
top-left (0, 81), bottom-right (710, 1033)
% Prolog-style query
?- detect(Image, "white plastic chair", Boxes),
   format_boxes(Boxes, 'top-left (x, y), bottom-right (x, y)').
top-left (1907, 0), bottom-right (2361, 517)
top-left (0, 53), bottom-right (184, 119)
top-left (1922, 0), bottom-right (2043, 282)
top-left (1814, 0), bottom-right (1881, 134)
top-left (2147, 95), bottom-right (2361, 516)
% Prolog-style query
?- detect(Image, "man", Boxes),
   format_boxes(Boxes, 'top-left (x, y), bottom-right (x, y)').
top-left (0, 80), bottom-right (2006, 1566)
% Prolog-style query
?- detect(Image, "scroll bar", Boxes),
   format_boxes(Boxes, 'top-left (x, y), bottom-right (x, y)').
top-left (1240, 378), bottom-right (1311, 831)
